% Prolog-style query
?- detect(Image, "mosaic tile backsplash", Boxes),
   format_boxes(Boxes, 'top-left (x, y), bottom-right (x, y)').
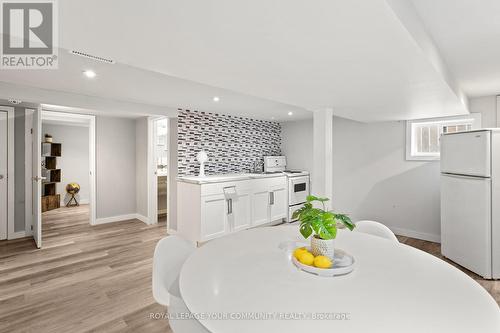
top-left (178, 110), bottom-right (282, 176)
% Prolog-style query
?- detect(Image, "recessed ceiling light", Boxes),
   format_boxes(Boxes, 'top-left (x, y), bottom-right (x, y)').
top-left (213, 96), bottom-right (220, 102)
top-left (271, 117), bottom-right (275, 120)
top-left (83, 70), bottom-right (97, 79)
top-left (288, 111), bottom-right (293, 116)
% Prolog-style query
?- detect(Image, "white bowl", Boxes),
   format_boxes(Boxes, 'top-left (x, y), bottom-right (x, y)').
top-left (292, 248), bottom-right (355, 277)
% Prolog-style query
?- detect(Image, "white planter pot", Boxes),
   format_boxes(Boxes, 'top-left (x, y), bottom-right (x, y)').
top-left (311, 236), bottom-right (335, 260)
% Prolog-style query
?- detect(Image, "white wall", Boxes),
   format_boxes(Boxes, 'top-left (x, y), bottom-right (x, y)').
top-left (135, 117), bottom-right (148, 219)
top-left (281, 119), bottom-right (314, 172)
top-left (96, 116), bottom-right (137, 219)
top-left (282, 96), bottom-right (499, 242)
top-left (330, 95), bottom-right (499, 241)
top-left (332, 117), bottom-right (441, 241)
top-left (470, 95), bottom-right (497, 128)
top-left (42, 124), bottom-right (90, 205)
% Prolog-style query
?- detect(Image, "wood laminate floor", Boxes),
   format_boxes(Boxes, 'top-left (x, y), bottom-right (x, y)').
top-left (397, 235), bottom-right (500, 305)
top-left (0, 205), bottom-right (171, 333)
top-left (1, 207), bottom-right (498, 332)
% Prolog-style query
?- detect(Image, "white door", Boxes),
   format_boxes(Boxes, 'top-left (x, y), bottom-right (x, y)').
top-left (231, 191), bottom-right (251, 232)
top-left (32, 108), bottom-right (42, 248)
top-left (200, 194), bottom-right (228, 241)
top-left (441, 131), bottom-right (491, 177)
top-left (441, 174), bottom-right (492, 278)
top-left (252, 190), bottom-right (270, 226)
top-left (270, 187), bottom-right (287, 221)
top-left (0, 111), bottom-right (7, 240)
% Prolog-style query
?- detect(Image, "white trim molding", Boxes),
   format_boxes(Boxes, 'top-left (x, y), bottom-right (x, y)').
top-left (41, 110), bottom-right (97, 226)
top-left (4, 106), bottom-right (15, 240)
top-left (405, 113), bottom-right (482, 161)
top-left (390, 226), bottom-right (440, 243)
top-left (25, 109), bottom-right (34, 236)
top-left (147, 116), bottom-right (170, 227)
top-left (95, 213), bottom-right (149, 225)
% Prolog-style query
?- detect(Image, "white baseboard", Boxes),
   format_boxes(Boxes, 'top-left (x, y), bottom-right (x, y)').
top-left (95, 213), bottom-right (150, 225)
top-left (95, 213), bottom-right (138, 225)
top-left (135, 214), bottom-right (149, 225)
top-left (60, 198), bottom-right (90, 206)
top-left (390, 226), bottom-right (441, 243)
top-left (8, 230), bottom-right (30, 240)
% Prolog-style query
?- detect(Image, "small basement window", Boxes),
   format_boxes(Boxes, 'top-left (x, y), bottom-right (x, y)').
top-left (406, 114), bottom-right (481, 161)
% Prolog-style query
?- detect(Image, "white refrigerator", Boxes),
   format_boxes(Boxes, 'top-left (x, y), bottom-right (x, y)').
top-left (441, 129), bottom-right (500, 279)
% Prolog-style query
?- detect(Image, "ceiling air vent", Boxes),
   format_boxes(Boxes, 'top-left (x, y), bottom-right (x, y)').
top-left (69, 50), bottom-right (115, 64)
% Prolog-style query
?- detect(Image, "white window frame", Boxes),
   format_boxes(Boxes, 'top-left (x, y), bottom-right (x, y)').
top-left (405, 113), bottom-right (482, 161)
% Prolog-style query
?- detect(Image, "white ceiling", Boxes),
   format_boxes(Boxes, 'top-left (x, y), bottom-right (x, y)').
top-left (2, 0), bottom-right (486, 122)
top-left (412, 0), bottom-right (500, 98)
top-left (0, 52), bottom-right (309, 121)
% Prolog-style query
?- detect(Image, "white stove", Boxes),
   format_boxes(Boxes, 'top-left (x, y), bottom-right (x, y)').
top-left (263, 156), bottom-right (310, 223)
top-left (282, 170), bottom-right (310, 177)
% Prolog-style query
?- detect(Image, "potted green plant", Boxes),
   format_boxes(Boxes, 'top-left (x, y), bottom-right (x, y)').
top-left (292, 195), bottom-right (355, 260)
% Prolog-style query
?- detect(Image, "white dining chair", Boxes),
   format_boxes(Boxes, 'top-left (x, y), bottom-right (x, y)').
top-left (355, 220), bottom-right (399, 243)
top-left (152, 236), bottom-right (209, 333)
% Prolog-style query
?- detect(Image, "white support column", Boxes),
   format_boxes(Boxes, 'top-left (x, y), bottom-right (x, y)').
top-left (312, 108), bottom-right (334, 209)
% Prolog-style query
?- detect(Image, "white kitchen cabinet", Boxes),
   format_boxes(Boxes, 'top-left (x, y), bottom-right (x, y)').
top-left (270, 186), bottom-right (287, 221)
top-left (177, 175), bottom-right (287, 243)
top-left (251, 186), bottom-right (287, 226)
top-left (200, 194), bottom-right (228, 241)
top-left (252, 190), bottom-right (272, 226)
top-left (230, 190), bottom-right (251, 232)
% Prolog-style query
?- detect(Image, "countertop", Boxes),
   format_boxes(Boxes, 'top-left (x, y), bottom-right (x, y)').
top-left (177, 172), bottom-right (285, 184)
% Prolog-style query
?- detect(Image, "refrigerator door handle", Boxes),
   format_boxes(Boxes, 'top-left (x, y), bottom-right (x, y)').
top-left (441, 173), bottom-right (491, 180)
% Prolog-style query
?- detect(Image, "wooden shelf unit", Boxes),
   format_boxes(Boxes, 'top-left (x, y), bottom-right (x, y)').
top-left (42, 142), bottom-right (61, 157)
top-left (42, 142), bottom-right (62, 212)
top-left (42, 169), bottom-right (61, 183)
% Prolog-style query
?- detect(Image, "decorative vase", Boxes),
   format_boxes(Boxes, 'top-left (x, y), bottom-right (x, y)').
top-left (311, 236), bottom-right (335, 260)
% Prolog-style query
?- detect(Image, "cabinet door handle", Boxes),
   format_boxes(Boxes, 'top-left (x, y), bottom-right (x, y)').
top-left (269, 192), bottom-right (274, 205)
top-left (227, 198), bottom-right (233, 215)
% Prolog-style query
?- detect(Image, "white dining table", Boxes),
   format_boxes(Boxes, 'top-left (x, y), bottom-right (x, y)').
top-left (179, 225), bottom-right (500, 333)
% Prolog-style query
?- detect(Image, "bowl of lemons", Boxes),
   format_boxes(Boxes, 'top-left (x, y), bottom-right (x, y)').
top-left (292, 246), bottom-right (355, 277)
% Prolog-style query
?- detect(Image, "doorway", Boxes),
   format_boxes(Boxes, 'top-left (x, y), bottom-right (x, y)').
top-left (0, 106), bottom-right (14, 241)
top-left (40, 111), bottom-right (96, 238)
top-left (148, 117), bottom-right (170, 227)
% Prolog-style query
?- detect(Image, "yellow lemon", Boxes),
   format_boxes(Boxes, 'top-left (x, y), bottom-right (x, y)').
top-left (293, 247), bottom-right (308, 260)
top-left (298, 252), bottom-right (315, 266)
top-left (313, 255), bottom-right (333, 269)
